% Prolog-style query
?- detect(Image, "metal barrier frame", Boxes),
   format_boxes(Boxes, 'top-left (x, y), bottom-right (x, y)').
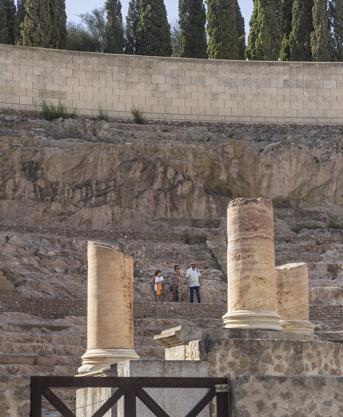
top-left (30, 376), bottom-right (231, 417)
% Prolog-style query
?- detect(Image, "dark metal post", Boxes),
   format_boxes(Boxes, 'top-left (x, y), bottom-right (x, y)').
top-left (124, 391), bottom-right (137, 417)
top-left (216, 383), bottom-right (230, 417)
top-left (30, 379), bottom-right (42, 417)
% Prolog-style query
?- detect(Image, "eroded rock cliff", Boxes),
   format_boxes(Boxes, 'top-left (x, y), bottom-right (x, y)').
top-left (0, 115), bottom-right (342, 231)
top-left (0, 114), bottom-right (342, 301)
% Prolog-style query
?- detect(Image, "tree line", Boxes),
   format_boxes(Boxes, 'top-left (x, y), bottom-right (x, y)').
top-left (0, 0), bottom-right (342, 61)
top-left (248, 0), bottom-right (343, 62)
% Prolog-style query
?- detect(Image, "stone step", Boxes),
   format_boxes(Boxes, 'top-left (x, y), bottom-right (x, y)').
top-left (135, 302), bottom-right (226, 319)
top-left (0, 321), bottom-right (79, 332)
top-left (0, 363), bottom-right (78, 376)
top-left (0, 353), bottom-right (78, 367)
top-left (0, 332), bottom-right (85, 345)
top-left (0, 341), bottom-right (85, 356)
top-left (316, 331), bottom-right (343, 343)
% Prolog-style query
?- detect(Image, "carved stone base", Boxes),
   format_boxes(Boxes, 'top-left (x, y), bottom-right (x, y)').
top-left (222, 310), bottom-right (282, 331)
top-left (78, 348), bottom-right (139, 375)
top-left (280, 319), bottom-right (315, 336)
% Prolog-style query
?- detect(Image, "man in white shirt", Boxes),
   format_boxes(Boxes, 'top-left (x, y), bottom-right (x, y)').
top-left (186, 261), bottom-right (201, 303)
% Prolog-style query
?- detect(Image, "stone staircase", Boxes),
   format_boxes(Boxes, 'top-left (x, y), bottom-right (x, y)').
top-left (0, 206), bottom-right (341, 415)
top-left (0, 300), bottom-right (342, 375)
top-left (0, 314), bottom-right (85, 377)
top-left (0, 297), bottom-right (342, 416)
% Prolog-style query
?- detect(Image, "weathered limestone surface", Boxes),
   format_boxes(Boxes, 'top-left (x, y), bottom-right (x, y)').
top-left (231, 375), bottom-right (343, 417)
top-left (0, 271), bottom-right (15, 292)
top-left (277, 263), bottom-right (310, 321)
top-left (76, 360), bottom-right (211, 417)
top-left (0, 376), bottom-right (29, 417)
top-left (154, 325), bottom-right (203, 360)
top-left (154, 326), bottom-right (342, 378)
top-left (206, 238), bottom-right (227, 276)
top-left (206, 338), bottom-right (343, 378)
top-left (0, 117), bottom-right (342, 231)
top-left (79, 242), bottom-right (138, 374)
top-left (223, 198), bottom-right (281, 330)
top-left (276, 263), bottom-right (314, 335)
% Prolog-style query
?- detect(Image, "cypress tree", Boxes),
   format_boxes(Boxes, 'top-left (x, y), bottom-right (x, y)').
top-left (234, 0), bottom-right (246, 59)
top-left (137, 0), bottom-right (172, 56)
top-left (289, 0), bottom-right (313, 61)
top-left (0, 0), bottom-right (16, 44)
top-left (179, 0), bottom-right (207, 58)
top-left (55, 0), bottom-right (67, 48)
top-left (280, 0), bottom-right (293, 60)
top-left (311, 0), bottom-right (331, 61)
top-left (15, 0), bottom-right (26, 43)
top-left (207, 0), bottom-right (239, 59)
top-left (104, 0), bottom-right (124, 53)
top-left (246, 0), bottom-right (259, 59)
top-left (125, 0), bottom-right (140, 54)
top-left (48, 0), bottom-right (56, 46)
top-left (246, 0), bottom-right (283, 60)
top-left (329, 0), bottom-right (343, 60)
top-left (20, 0), bottom-right (50, 47)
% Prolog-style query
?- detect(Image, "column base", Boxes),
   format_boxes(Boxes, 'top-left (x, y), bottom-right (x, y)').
top-left (222, 310), bottom-right (282, 331)
top-left (78, 348), bottom-right (140, 375)
top-left (280, 319), bottom-right (315, 336)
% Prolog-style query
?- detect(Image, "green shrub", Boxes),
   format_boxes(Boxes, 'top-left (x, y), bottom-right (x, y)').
top-left (41, 101), bottom-right (76, 120)
top-left (131, 106), bottom-right (146, 124)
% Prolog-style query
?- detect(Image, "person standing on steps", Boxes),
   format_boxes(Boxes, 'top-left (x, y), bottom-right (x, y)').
top-left (186, 261), bottom-right (201, 303)
top-left (171, 265), bottom-right (182, 302)
top-left (154, 270), bottom-right (165, 302)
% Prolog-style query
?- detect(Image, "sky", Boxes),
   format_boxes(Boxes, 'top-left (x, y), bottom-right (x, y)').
top-left (66, 0), bottom-right (254, 29)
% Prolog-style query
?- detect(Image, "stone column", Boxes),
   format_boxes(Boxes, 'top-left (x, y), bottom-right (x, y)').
top-left (223, 198), bottom-right (281, 331)
top-left (276, 263), bottom-right (314, 335)
top-left (78, 241), bottom-right (139, 374)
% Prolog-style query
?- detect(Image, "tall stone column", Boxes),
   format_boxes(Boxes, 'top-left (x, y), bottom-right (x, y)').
top-left (78, 241), bottom-right (139, 374)
top-left (223, 198), bottom-right (282, 331)
top-left (276, 263), bottom-right (314, 335)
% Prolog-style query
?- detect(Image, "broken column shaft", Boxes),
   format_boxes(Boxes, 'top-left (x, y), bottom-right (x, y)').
top-left (223, 198), bottom-right (282, 331)
top-left (276, 263), bottom-right (314, 335)
top-left (78, 241), bottom-right (139, 374)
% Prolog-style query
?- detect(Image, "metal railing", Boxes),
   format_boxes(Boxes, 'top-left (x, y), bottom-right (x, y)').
top-left (30, 376), bottom-right (231, 417)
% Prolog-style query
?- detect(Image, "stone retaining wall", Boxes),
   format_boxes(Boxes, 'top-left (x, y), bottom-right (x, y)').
top-left (2, 45), bottom-right (343, 124)
top-left (231, 375), bottom-right (343, 417)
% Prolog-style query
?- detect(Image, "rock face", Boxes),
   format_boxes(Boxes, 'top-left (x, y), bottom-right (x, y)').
top-left (0, 117), bottom-right (342, 231)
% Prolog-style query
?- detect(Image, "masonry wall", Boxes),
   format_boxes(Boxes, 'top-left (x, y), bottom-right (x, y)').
top-left (1, 44), bottom-right (343, 124)
top-left (231, 375), bottom-right (343, 417)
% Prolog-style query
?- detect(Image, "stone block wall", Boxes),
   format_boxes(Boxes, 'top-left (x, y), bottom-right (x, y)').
top-left (231, 375), bottom-right (343, 417)
top-left (206, 337), bottom-right (343, 378)
top-left (1, 45), bottom-right (343, 124)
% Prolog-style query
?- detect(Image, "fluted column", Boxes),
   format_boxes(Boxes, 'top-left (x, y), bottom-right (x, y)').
top-left (223, 198), bottom-right (282, 331)
top-left (78, 241), bottom-right (139, 374)
top-left (276, 263), bottom-right (314, 335)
